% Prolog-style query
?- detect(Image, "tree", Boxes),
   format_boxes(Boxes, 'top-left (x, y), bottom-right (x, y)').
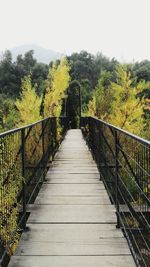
top-left (16, 75), bottom-right (41, 125)
top-left (66, 80), bottom-right (81, 128)
top-left (15, 51), bottom-right (49, 96)
top-left (88, 65), bottom-right (150, 136)
top-left (80, 79), bottom-right (92, 108)
top-left (88, 71), bottom-right (113, 120)
top-left (133, 60), bottom-right (150, 82)
top-left (32, 63), bottom-right (48, 95)
top-left (0, 94), bottom-right (19, 132)
top-left (68, 51), bottom-right (95, 86)
top-left (0, 50), bottom-right (18, 96)
top-left (67, 51), bottom-right (96, 104)
top-left (109, 65), bottom-right (149, 135)
top-left (94, 53), bottom-right (118, 82)
top-left (67, 51), bottom-right (118, 108)
top-left (43, 58), bottom-right (70, 117)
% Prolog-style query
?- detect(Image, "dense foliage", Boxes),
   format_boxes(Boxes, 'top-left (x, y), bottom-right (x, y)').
top-left (43, 58), bottom-right (70, 117)
top-left (0, 49), bottom-right (149, 139)
top-left (0, 50), bottom-right (48, 97)
top-left (88, 65), bottom-right (150, 137)
top-left (67, 51), bottom-right (117, 108)
top-left (16, 75), bottom-right (42, 125)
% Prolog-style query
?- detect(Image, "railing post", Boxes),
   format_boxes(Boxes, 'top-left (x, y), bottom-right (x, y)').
top-left (42, 120), bottom-right (47, 180)
top-left (55, 118), bottom-right (58, 145)
top-left (88, 117), bottom-right (92, 150)
top-left (115, 130), bottom-right (120, 228)
top-left (52, 118), bottom-right (57, 160)
top-left (21, 128), bottom-right (27, 230)
top-left (42, 120), bottom-right (45, 157)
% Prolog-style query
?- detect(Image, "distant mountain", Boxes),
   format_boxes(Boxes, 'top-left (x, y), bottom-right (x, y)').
top-left (10, 44), bottom-right (63, 64)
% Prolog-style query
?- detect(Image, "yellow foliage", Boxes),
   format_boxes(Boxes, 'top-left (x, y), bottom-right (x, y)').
top-left (87, 71), bottom-right (113, 120)
top-left (44, 58), bottom-right (70, 117)
top-left (109, 65), bottom-right (149, 135)
top-left (0, 137), bottom-right (23, 255)
top-left (88, 65), bottom-right (150, 136)
top-left (144, 98), bottom-right (150, 111)
top-left (16, 75), bottom-right (41, 125)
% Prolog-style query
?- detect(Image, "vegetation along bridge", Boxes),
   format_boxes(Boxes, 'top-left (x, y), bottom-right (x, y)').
top-left (0, 117), bottom-right (149, 267)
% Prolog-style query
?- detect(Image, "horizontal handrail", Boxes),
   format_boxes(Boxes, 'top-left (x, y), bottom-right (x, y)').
top-left (0, 116), bottom-right (68, 137)
top-left (83, 116), bottom-right (150, 146)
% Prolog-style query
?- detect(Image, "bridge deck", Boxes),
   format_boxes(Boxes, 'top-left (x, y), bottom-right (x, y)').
top-left (9, 129), bottom-right (136, 267)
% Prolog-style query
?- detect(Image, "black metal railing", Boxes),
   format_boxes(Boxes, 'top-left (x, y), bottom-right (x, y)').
top-left (0, 116), bottom-right (69, 267)
top-left (81, 116), bottom-right (150, 267)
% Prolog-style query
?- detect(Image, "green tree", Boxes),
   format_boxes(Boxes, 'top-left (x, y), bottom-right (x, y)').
top-left (15, 50), bottom-right (49, 96)
top-left (0, 94), bottom-right (19, 132)
top-left (66, 80), bottom-right (81, 128)
top-left (67, 51), bottom-right (118, 108)
top-left (0, 51), bottom-right (18, 96)
top-left (32, 63), bottom-right (48, 95)
top-left (133, 60), bottom-right (150, 82)
top-left (94, 53), bottom-right (117, 82)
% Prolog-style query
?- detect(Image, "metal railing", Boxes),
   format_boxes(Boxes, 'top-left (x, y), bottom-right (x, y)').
top-left (0, 117), bottom-right (69, 266)
top-left (81, 116), bottom-right (150, 267)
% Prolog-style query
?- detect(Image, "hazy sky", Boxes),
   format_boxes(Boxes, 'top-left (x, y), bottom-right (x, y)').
top-left (0, 0), bottom-right (150, 62)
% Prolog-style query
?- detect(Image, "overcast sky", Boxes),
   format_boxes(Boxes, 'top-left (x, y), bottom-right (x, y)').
top-left (0, 0), bottom-right (150, 62)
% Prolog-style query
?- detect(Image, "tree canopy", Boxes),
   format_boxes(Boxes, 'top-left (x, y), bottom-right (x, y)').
top-left (0, 49), bottom-right (149, 139)
top-left (44, 58), bottom-right (70, 117)
top-left (88, 65), bottom-right (150, 137)
top-left (16, 75), bottom-right (41, 125)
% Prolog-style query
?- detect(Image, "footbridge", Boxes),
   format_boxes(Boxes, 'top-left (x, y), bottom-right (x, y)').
top-left (0, 117), bottom-right (149, 267)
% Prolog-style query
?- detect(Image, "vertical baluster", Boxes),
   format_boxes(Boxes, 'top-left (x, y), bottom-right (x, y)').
top-left (21, 128), bottom-right (26, 230)
top-left (115, 130), bottom-right (120, 228)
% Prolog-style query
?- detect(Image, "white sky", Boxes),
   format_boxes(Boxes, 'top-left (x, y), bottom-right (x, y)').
top-left (0, 0), bottom-right (150, 62)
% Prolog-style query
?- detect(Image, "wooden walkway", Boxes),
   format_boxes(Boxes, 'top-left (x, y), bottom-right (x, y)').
top-left (9, 129), bottom-right (136, 267)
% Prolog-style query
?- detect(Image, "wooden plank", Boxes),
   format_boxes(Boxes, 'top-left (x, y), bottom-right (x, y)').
top-left (36, 183), bottom-right (106, 196)
top-left (9, 255), bottom-right (136, 267)
top-left (49, 171), bottom-right (99, 175)
top-left (16, 223), bottom-right (125, 241)
top-left (14, 224), bottom-right (130, 256)
top-left (28, 204), bottom-right (116, 224)
top-left (35, 196), bottom-right (111, 205)
top-left (46, 173), bottom-right (100, 179)
top-left (44, 178), bottom-right (100, 184)
top-left (45, 174), bottom-right (100, 180)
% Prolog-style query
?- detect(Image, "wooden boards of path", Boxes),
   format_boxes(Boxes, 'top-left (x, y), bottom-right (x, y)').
top-left (8, 129), bottom-right (136, 267)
